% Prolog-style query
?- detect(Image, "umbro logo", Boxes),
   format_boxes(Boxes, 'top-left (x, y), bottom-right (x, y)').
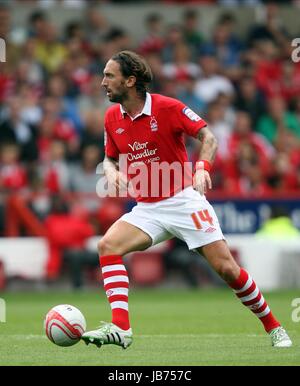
top-left (116, 128), bottom-right (125, 134)
top-left (205, 227), bottom-right (216, 233)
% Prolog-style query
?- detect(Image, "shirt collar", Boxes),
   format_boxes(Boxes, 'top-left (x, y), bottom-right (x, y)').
top-left (120, 92), bottom-right (152, 120)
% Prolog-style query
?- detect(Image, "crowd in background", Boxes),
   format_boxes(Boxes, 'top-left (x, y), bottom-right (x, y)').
top-left (5, 1), bottom-right (300, 7)
top-left (1, 1), bottom-right (300, 240)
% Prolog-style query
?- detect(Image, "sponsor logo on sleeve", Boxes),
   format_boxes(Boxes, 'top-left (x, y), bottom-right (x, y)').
top-left (182, 107), bottom-right (201, 122)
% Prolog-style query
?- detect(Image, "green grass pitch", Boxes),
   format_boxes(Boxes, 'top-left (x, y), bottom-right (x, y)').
top-left (0, 289), bottom-right (299, 366)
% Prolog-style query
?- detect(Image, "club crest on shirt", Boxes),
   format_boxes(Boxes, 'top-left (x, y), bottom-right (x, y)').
top-left (182, 107), bottom-right (201, 122)
top-left (150, 116), bottom-right (158, 131)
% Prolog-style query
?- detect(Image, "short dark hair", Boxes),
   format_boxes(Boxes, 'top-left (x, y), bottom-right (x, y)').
top-left (111, 51), bottom-right (153, 97)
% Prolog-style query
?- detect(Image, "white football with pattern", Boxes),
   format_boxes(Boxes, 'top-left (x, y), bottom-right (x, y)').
top-left (44, 304), bottom-right (86, 347)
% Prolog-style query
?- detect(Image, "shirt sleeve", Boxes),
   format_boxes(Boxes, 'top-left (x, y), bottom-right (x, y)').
top-left (174, 101), bottom-right (207, 138)
top-left (104, 112), bottom-right (120, 159)
top-left (104, 124), bottom-right (119, 159)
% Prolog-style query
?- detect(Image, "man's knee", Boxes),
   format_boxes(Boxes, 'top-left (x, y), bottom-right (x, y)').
top-left (98, 237), bottom-right (123, 256)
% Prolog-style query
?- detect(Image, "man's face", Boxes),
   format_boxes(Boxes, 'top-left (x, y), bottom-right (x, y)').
top-left (101, 59), bottom-right (128, 103)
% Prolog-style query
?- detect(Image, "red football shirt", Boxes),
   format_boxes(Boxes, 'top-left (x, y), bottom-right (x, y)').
top-left (104, 93), bottom-right (207, 202)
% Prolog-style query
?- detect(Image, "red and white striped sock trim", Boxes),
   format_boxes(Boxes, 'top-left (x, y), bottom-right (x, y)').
top-left (230, 268), bottom-right (280, 332)
top-left (100, 255), bottom-right (130, 330)
top-left (234, 275), bottom-right (270, 318)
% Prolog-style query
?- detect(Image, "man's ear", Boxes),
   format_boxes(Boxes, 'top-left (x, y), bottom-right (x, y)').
top-left (126, 75), bottom-right (136, 88)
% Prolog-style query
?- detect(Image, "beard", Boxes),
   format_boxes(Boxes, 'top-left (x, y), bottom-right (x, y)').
top-left (108, 84), bottom-right (128, 104)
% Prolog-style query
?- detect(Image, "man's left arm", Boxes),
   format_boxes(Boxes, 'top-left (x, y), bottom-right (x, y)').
top-left (194, 126), bottom-right (218, 195)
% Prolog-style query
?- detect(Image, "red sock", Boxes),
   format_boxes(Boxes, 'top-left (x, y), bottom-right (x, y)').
top-left (100, 254), bottom-right (130, 331)
top-left (229, 268), bottom-right (280, 332)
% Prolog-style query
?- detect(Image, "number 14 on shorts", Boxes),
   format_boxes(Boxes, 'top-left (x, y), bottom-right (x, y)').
top-left (191, 209), bottom-right (214, 230)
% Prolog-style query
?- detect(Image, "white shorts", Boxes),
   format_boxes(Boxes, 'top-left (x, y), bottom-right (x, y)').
top-left (119, 186), bottom-right (225, 251)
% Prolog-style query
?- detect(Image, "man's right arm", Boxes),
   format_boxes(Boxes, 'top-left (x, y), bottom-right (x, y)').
top-left (103, 155), bottom-right (118, 175)
top-left (103, 155), bottom-right (128, 191)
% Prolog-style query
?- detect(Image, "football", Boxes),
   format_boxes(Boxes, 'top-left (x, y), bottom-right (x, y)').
top-left (44, 304), bottom-right (86, 347)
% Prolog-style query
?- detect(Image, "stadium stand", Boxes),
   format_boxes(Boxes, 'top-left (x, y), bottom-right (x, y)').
top-left (1, 0), bottom-right (300, 286)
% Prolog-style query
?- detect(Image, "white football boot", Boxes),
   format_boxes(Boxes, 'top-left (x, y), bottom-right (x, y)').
top-left (81, 322), bottom-right (133, 349)
top-left (269, 326), bottom-right (292, 348)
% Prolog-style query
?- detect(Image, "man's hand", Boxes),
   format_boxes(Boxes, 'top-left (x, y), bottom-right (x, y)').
top-left (193, 168), bottom-right (212, 196)
top-left (106, 168), bottom-right (129, 193)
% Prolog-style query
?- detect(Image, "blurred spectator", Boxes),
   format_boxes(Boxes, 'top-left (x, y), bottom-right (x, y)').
top-left (103, 27), bottom-right (132, 56)
top-left (267, 151), bottom-right (296, 192)
top-left (194, 53), bottom-right (235, 103)
top-left (0, 2), bottom-right (10, 40)
top-left (253, 40), bottom-right (282, 99)
top-left (215, 92), bottom-right (236, 127)
top-left (38, 96), bottom-right (80, 161)
top-left (247, 1), bottom-right (290, 49)
top-left (294, 96), bottom-right (300, 124)
top-left (40, 140), bottom-right (71, 194)
top-left (0, 141), bottom-right (27, 236)
top-left (227, 111), bottom-right (274, 192)
top-left (200, 12), bottom-right (243, 76)
top-left (77, 74), bottom-right (110, 116)
top-left (46, 74), bottom-right (83, 133)
top-left (292, 165), bottom-right (300, 191)
top-left (161, 24), bottom-right (185, 63)
top-left (34, 21), bottom-right (67, 73)
top-left (256, 206), bottom-right (300, 238)
top-left (84, 6), bottom-right (110, 53)
top-left (18, 83), bottom-right (43, 126)
top-left (16, 39), bottom-right (45, 89)
top-left (162, 42), bottom-right (200, 81)
top-left (27, 10), bottom-right (48, 39)
top-left (206, 101), bottom-right (232, 159)
top-left (177, 74), bottom-right (206, 115)
top-left (182, 8), bottom-right (204, 60)
top-left (80, 109), bottom-right (105, 149)
top-left (256, 97), bottom-right (300, 144)
top-left (70, 144), bottom-right (102, 212)
top-left (144, 53), bottom-right (165, 93)
top-left (228, 111), bottom-right (274, 163)
top-left (275, 60), bottom-right (300, 103)
top-left (45, 194), bottom-right (96, 286)
top-left (224, 133), bottom-right (273, 195)
top-left (138, 13), bottom-right (165, 55)
top-left (0, 96), bottom-right (38, 162)
top-left (0, 142), bottom-right (27, 192)
top-left (234, 76), bottom-right (265, 125)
